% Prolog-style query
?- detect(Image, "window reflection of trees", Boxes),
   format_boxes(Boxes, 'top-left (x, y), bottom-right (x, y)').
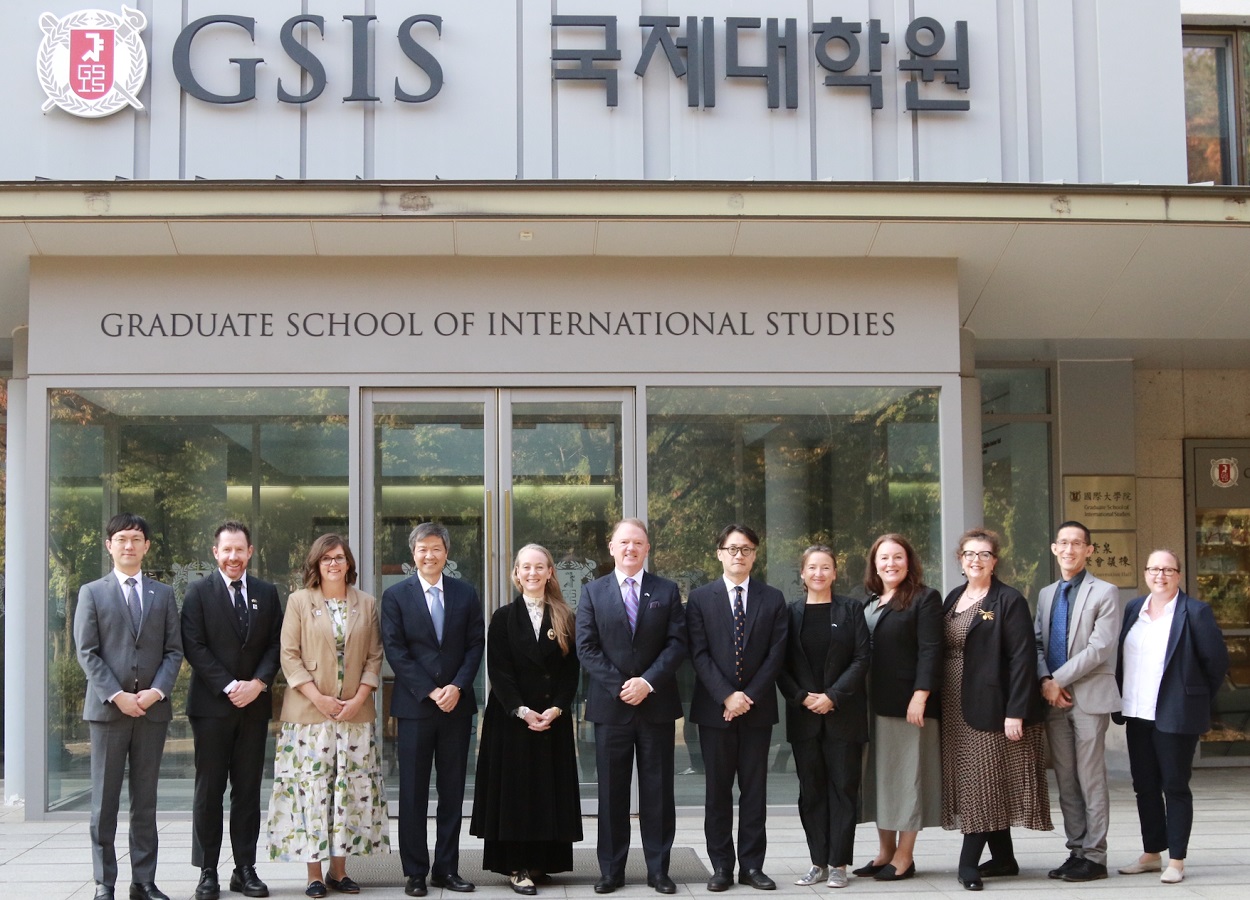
top-left (47, 388), bottom-right (349, 811)
top-left (646, 387), bottom-right (942, 597)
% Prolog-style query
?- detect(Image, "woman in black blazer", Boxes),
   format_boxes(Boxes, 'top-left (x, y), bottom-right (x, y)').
top-left (940, 528), bottom-right (1051, 891)
top-left (1114, 549), bottom-right (1229, 885)
top-left (854, 534), bottom-right (942, 882)
top-left (776, 545), bottom-right (870, 889)
top-left (470, 544), bottom-right (582, 894)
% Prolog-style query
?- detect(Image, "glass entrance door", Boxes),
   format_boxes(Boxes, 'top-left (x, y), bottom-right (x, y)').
top-left (363, 388), bottom-right (635, 810)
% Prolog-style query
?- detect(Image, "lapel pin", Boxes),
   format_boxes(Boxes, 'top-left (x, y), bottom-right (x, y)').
top-left (547, 628), bottom-right (556, 640)
top-left (314, 609), bottom-right (323, 616)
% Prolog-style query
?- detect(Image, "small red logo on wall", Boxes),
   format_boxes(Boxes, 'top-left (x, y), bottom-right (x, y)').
top-left (1210, 458), bottom-right (1240, 489)
top-left (37, 6), bottom-right (147, 117)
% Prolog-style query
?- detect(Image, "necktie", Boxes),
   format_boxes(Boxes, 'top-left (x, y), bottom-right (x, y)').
top-left (429, 585), bottom-right (444, 642)
top-left (733, 585), bottom-right (746, 684)
top-left (623, 577), bottom-right (639, 633)
top-left (125, 577), bottom-right (142, 633)
top-left (231, 579), bottom-right (248, 633)
top-left (1047, 580), bottom-right (1070, 674)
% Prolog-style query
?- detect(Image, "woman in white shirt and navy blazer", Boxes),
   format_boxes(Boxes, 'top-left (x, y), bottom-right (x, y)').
top-left (1115, 548), bottom-right (1228, 885)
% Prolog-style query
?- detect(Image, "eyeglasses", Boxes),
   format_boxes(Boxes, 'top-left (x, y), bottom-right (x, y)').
top-left (1145, 567), bottom-right (1179, 576)
top-left (960, 550), bottom-right (996, 561)
top-left (1054, 540), bottom-right (1088, 549)
top-left (321, 555), bottom-right (347, 566)
top-left (720, 546), bottom-right (756, 557)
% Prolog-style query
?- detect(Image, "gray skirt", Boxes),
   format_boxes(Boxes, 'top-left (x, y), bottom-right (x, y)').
top-left (860, 713), bottom-right (942, 831)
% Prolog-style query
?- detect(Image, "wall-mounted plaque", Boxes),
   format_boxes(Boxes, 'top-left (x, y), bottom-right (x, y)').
top-left (1063, 475), bottom-right (1137, 531)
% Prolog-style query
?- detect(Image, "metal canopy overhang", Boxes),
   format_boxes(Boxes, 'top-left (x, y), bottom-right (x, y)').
top-left (3, 179), bottom-right (1250, 369)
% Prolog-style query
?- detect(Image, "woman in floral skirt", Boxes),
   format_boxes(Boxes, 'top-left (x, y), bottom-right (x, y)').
top-left (267, 534), bottom-right (389, 897)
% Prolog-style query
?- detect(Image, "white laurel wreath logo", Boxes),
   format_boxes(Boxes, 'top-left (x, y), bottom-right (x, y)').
top-left (37, 7), bottom-right (148, 118)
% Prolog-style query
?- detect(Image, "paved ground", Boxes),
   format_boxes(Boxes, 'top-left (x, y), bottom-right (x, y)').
top-left (1, 770), bottom-right (1248, 900)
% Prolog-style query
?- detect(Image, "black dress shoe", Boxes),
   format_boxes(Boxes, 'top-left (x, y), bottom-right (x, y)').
top-left (306, 882), bottom-right (328, 899)
top-left (430, 873), bottom-right (475, 892)
top-left (130, 883), bottom-right (171, 900)
top-left (648, 874), bottom-right (677, 894)
top-left (851, 863), bottom-right (886, 878)
top-left (594, 875), bottom-right (624, 894)
top-left (1062, 860), bottom-right (1108, 882)
top-left (978, 858), bottom-right (1020, 878)
top-left (1048, 855), bottom-right (1080, 879)
top-left (738, 870), bottom-right (776, 890)
top-left (94, 885), bottom-right (115, 900)
top-left (957, 871), bottom-right (984, 892)
top-left (196, 869), bottom-right (220, 900)
top-left (874, 863), bottom-right (915, 882)
top-left (706, 869), bottom-right (733, 892)
top-left (230, 865), bottom-right (269, 898)
top-left (404, 876), bottom-right (427, 897)
top-left (326, 875), bottom-right (361, 894)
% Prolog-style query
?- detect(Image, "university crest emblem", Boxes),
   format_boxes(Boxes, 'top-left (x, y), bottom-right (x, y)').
top-left (1211, 457), bottom-right (1240, 489)
top-left (37, 6), bottom-right (147, 118)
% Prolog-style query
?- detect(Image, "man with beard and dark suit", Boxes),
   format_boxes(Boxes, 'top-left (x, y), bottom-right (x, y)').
top-left (74, 512), bottom-right (184, 900)
top-left (576, 518), bottom-right (687, 895)
top-left (686, 524), bottom-right (788, 891)
top-left (382, 522), bottom-right (485, 898)
top-left (181, 521), bottom-right (283, 900)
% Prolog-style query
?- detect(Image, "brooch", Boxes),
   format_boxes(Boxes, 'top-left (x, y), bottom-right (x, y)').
top-left (547, 628), bottom-right (556, 640)
top-left (980, 610), bottom-right (995, 621)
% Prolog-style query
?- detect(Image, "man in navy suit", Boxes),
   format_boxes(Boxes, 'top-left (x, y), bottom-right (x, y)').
top-left (686, 524), bottom-right (788, 891)
top-left (181, 521), bottom-right (282, 900)
top-left (576, 518), bottom-right (687, 894)
top-left (382, 522), bottom-right (485, 898)
top-left (74, 513), bottom-right (183, 900)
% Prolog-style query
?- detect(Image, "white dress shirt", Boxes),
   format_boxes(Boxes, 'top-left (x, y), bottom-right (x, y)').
top-left (723, 575), bottom-right (751, 612)
top-left (1121, 593), bottom-right (1177, 721)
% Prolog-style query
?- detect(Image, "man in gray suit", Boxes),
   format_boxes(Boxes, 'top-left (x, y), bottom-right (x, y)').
top-left (74, 513), bottom-right (184, 900)
top-left (1034, 520), bottom-right (1122, 883)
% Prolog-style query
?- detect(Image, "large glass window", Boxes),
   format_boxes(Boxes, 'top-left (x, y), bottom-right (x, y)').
top-left (980, 368), bottom-right (1053, 603)
top-left (646, 385), bottom-right (941, 803)
top-left (46, 388), bottom-right (349, 811)
top-left (1183, 30), bottom-right (1250, 184)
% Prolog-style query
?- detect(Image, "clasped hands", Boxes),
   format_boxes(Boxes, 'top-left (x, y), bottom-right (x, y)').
top-left (1041, 678), bottom-right (1073, 708)
top-left (519, 707), bottom-right (562, 732)
top-left (114, 688), bottom-right (162, 717)
top-left (313, 690), bottom-right (371, 721)
top-left (428, 683), bottom-right (462, 713)
top-left (618, 676), bottom-right (651, 706)
top-left (723, 690), bottom-right (754, 721)
top-left (801, 692), bottom-right (834, 715)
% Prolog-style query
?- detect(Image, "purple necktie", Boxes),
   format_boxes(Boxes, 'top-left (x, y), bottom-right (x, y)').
top-left (624, 577), bottom-right (639, 633)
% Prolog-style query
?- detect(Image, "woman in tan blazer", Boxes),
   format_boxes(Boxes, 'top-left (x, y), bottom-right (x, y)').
top-left (266, 534), bottom-right (389, 897)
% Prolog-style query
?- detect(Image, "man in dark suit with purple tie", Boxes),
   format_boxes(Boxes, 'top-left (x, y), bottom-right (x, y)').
top-left (576, 518), bottom-right (687, 895)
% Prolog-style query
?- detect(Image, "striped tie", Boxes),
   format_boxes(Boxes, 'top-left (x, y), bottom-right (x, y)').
top-left (624, 577), bottom-right (639, 633)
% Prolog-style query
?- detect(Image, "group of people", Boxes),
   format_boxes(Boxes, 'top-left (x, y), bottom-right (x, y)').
top-left (72, 512), bottom-right (1229, 900)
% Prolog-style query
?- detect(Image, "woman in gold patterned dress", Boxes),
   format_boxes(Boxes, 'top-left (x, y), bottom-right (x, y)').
top-left (940, 528), bottom-right (1051, 891)
top-left (267, 534), bottom-right (389, 897)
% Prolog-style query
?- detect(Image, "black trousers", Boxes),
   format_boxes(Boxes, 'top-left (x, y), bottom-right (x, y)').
top-left (190, 712), bottom-right (270, 868)
top-left (790, 732), bottom-right (863, 868)
top-left (1124, 717), bottom-right (1200, 859)
top-left (594, 720), bottom-right (676, 879)
top-left (397, 714), bottom-right (472, 878)
top-left (699, 721), bottom-right (771, 872)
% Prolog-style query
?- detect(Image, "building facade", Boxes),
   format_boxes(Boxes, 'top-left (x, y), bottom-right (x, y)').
top-left (3, 0), bottom-right (1249, 817)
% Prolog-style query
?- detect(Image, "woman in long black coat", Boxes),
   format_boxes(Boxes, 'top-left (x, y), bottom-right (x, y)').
top-left (470, 544), bottom-right (582, 895)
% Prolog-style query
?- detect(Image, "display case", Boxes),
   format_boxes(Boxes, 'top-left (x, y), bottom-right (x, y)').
top-left (1186, 440), bottom-right (1250, 763)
